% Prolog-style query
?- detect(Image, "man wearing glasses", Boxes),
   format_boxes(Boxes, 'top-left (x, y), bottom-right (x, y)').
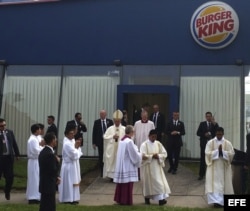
top-left (0, 118), bottom-right (20, 200)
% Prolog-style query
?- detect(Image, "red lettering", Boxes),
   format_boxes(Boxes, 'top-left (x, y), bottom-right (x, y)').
top-left (213, 21), bottom-right (224, 34)
top-left (197, 19), bottom-right (234, 38)
top-left (198, 25), bottom-right (208, 38)
top-left (196, 11), bottom-right (233, 28)
top-left (224, 19), bottom-right (234, 31)
top-left (225, 11), bottom-right (232, 19)
top-left (214, 12), bottom-right (220, 21)
top-left (196, 19), bottom-right (202, 28)
top-left (208, 14), bottom-right (214, 23)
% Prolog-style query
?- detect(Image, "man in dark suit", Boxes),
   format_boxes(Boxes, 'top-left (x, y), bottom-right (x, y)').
top-left (66, 112), bottom-right (87, 146)
top-left (46, 115), bottom-right (58, 138)
top-left (244, 133), bottom-right (250, 194)
top-left (0, 118), bottom-right (20, 200)
top-left (150, 104), bottom-right (165, 142)
top-left (92, 110), bottom-right (113, 177)
top-left (166, 111), bottom-right (185, 174)
top-left (196, 111), bottom-right (219, 180)
top-left (39, 132), bottom-right (60, 211)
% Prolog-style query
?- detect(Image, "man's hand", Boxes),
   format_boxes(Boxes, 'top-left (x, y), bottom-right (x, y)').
top-left (152, 153), bottom-right (159, 159)
top-left (113, 134), bottom-right (119, 142)
top-left (93, 144), bottom-right (97, 150)
top-left (55, 155), bottom-right (60, 163)
top-left (142, 154), bottom-right (148, 160)
top-left (40, 139), bottom-right (45, 147)
top-left (218, 144), bottom-right (222, 151)
top-left (205, 132), bottom-right (211, 138)
top-left (56, 177), bottom-right (61, 185)
top-left (75, 140), bottom-right (81, 149)
top-left (171, 131), bottom-right (179, 135)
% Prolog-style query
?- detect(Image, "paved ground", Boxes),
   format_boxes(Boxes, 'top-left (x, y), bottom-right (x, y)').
top-left (80, 162), bottom-right (210, 208)
top-left (0, 162), bottom-right (212, 208)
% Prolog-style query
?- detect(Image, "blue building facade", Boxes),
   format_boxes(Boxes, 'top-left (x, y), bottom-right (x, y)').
top-left (0, 0), bottom-right (248, 157)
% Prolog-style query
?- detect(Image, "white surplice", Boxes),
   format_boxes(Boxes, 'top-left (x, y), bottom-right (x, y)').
top-left (103, 124), bottom-right (125, 178)
top-left (140, 140), bottom-right (171, 201)
top-left (205, 137), bottom-right (235, 206)
top-left (26, 134), bottom-right (43, 200)
top-left (113, 136), bottom-right (142, 183)
top-left (59, 137), bottom-right (82, 203)
top-left (134, 120), bottom-right (155, 149)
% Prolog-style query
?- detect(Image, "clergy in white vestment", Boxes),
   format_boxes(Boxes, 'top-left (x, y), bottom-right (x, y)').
top-left (134, 111), bottom-right (155, 150)
top-left (140, 129), bottom-right (171, 206)
top-left (113, 125), bottom-right (142, 205)
top-left (103, 109), bottom-right (125, 179)
top-left (59, 125), bottom-right (82, 204)
top-left (205, 127), bottom-right (235, 208)
top-left (26, 124), bottom-right (44, 204)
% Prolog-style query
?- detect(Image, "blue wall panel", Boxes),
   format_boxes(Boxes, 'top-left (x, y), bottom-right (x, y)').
top-left (0, 0), bottom-right (249, 65)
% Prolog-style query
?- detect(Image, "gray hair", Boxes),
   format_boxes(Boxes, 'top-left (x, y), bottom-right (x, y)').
top-left (125, 125), bottom-right (134, 135)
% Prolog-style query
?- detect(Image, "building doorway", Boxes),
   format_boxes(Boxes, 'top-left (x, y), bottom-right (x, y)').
top-left (123, 93), bottom-right (169, 125)
top-left (117, 85), bottom-right (179, 125)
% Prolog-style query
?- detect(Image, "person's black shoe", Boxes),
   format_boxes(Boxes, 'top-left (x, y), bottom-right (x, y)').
top-left (172, 170), bottom-right (177, 174)
top-left (167, 168), bottom-right (172, 173)
top-left (198, 176), bottom-right (203, 180)
top-left (28, 200), bottom-right (40, 204)
top-left (64, 202), bottom-right (78, 205)
top-left (214, 203), bottom-right (223, 208)
top-left (159, 199), bottom-right (167, 206)
top-left (145, 198), bottom-right (150, 205)
top-left (5, 192), bottom-right (10, 200)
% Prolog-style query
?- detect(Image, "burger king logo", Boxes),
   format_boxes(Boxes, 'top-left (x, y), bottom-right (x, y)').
top-left (190, 1), bottom-right (239, 49)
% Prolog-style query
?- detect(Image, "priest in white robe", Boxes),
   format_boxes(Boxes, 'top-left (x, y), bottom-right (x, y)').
top-left (134, 111), bottom-right (155, 150)
top-left (59, 125), bottom-right (82, 204)
top-left (205, 127), bottom-right (235, 208)
top-left (26, 124), bottom-right (44, 204)
top-left (140, 129), bottom-right (171, 206)
top-left (103, 110), bottom-right (125, 179)
top-left (113, 125), bottom-right (142, 205)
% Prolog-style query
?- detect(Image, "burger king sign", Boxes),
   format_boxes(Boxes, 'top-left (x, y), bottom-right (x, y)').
top-left (190, 1), bottom-right (239, 50)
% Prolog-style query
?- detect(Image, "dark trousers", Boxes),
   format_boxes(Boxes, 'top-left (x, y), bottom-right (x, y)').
top-left (97, 146), bottom-right (104, 177)
top-left (39, 193), bottom-right (56, 211)
top-left (168, 146), bottom-right (181, 171)
top-left (199, 140), bottom-right (208, 177)
top-left (0, 155), bottom-right (14, 194)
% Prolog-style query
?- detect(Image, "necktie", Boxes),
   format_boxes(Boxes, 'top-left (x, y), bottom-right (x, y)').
top-left (102, 120), bottom-right (106, 134)
top-left (208, 122), bottom-right (211, 131)
top-left (153, 113), bottom-right (157, 127)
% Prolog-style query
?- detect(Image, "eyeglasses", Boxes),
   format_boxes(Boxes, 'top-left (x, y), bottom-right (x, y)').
top-left (0, 124), bottom-right (6, 127)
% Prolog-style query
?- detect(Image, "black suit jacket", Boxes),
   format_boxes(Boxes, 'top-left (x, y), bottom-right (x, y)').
top-left (245, 133), bottom-right (250, 166)
top-left (166, 120), bottom-right (185, 148)
top-left (46, 123), bottom-right (58, 138)
top-left (66, 120), bottom-right (87, 146)
top-left (39, 146), bottom-right (59, 194)
top-left (150, 112), bottom-right (165, 134)
top-left (196, 121), bottom-right (219, 141)
top-left (0, 129), bottom-right (20, 158)
top-left (92, 118), bottom-right (113, 148)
